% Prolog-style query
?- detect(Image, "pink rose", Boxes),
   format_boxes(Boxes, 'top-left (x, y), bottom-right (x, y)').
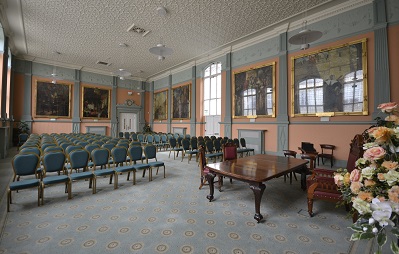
top-left (350, 181), bottom-right (363, 194)
top-left (388, 186), bottom-right (399, 203)
top-left (350, 169), bottom-right (361, 182)
top-left (363, 147), bottom-right (386, 161)
top-left (385, 114), bottom-right (399, 125)
top-left (378, 102), bottom-right (398, 113)
top-left (334, 174), bottom-right (344, 186)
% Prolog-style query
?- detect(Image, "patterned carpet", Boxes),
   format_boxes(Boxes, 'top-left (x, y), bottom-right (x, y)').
top-left (0, 149), bottom-right (356, 254)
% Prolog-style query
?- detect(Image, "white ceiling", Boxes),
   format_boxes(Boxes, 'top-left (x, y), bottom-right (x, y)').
top-left (0, 0), bottom-right (350, 80)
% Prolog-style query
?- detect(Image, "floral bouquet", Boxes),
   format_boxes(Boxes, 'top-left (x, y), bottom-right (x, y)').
top-left (334, 102), bottom-right (399, 254)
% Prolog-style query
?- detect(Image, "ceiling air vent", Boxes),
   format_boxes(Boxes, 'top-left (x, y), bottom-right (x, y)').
top-left (96, 60), bottom-right (112, 66)
top-left (127, 23), bottom-right (150, 37)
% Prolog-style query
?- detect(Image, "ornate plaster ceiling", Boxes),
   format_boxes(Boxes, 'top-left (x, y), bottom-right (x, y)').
top-left (1, 0), bottom-right (350, 80)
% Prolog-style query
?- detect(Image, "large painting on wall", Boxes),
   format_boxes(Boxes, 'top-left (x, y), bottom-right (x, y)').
top-left (82, 86), bottom-right (111, 119)
top-left (153, 90), bottom-right (168, 120)
top-left (233, 62), bottom-right (276, 118)
top-left (34, 81), bottom-right (71, 118)
top-left (172, 84), bottom-right (190, 119)
top-left (291, 39), bottom-right (368, 116)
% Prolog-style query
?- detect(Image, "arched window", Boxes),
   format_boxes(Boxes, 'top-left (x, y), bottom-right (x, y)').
top-left (342, 70), bottom-right (363, 112)
top-left (298, 78), bottom-right (324, 114)
top-left (203, 62), bottom-right (221, 116)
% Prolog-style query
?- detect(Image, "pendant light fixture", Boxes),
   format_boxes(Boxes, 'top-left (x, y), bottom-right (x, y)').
top-left (149, 7), bottom-right (173, 61)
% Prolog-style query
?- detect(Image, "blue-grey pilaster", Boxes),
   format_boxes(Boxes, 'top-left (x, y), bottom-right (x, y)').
top-left (224, 52), bottom-right (232, 138)
top-left (139, 81), bottom-right (146, 131)
top-left (167, 75), bottom-right (172, 133)
top-left (21, 61), bottom-right (33, 131)
top-left (277, 32), bottom-right (289, 151)
top-left (190, 66), bottom-right (196, 136)
top-left (149, 81), bottom-right (154, 128)
top-left (1, 37), bottom-right (8, 127)
top-left (111, 77), bottom-right (118, 137)
top-left (372, 0), bottom-right (390, 119)
top-left (72, 69), bottom-right (81, 133)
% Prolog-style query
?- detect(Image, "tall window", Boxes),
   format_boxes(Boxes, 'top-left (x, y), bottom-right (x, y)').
top-left (243, 88), bottom-right (256, 116)
top-left (298, 78), bottom-right (324, 114)
top-left (343, 70), bottom-right (363, 112)
top-left (203, 62), bottom-right (221, 116)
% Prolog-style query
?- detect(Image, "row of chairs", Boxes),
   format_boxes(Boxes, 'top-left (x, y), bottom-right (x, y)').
top-left (8, 133), bottom-right (166, 212)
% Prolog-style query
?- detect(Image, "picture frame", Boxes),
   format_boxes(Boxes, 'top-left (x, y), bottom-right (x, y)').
top-left (153, 90), bottom-right (168, 120)
top-left (291, 39), bottom-right (368, 117)
top-left (33, 80), bottom-right (72, 118)
top-left (82, 86), bottom-right (111, 119)
top-left (233, 62), bottom-right (276, 118)
top-left (172, 84), bottom-right (191, 119)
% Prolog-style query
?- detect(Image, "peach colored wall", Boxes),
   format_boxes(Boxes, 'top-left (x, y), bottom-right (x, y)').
top-left (80, 122), bottom-right (111, 136)
top-left (195, 77), bottom-right (205, 137)
top-left (116, 87), bottom-right (141, 105)
top-left (388, 24), bottom-right (399, 103)
top-left (286, 32), bottom-right (375, 162)
top-left (32, 122), bottom-right (73, 135)
top-left (153, 123), bottom-right (168, 133)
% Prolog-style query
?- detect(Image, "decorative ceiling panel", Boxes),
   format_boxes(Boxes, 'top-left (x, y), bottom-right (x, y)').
top-left (3, 0), bottom-right (346, 80)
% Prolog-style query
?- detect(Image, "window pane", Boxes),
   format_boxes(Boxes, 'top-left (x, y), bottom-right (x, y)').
top-left (299, 81), bottom-right (306, 89)
top-left (307, 79), bottom-right (314, 88)
top-left (204, 67), bottom-right (210, 77)
top-left (210, 99), bottom-right (217, 115)
top-left (211, 77), bottom-right (217, 97)
top-left (216, 75), bottom-right (221, 98)
top-left (315, 78), bottom-right (323, 87)
top-left (211, 64), bottom-right (216, 75)
top-left (204, 78), bottom-right (210, 100)
top-left (204, 101), bottom-right (209, 116)
top-left (216, 99), bottom-right (221, 115)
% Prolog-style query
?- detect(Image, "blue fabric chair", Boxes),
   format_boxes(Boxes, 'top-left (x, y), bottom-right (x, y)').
top-left (19, 147), bottom-right (41, 157)
top-left (91, 148), bottom-right (115, 194)
top-left (68, 149), bottom-right (95, 196)
top-left (112, 147), bottom-right (138, 188)
top-left (17, 133), bottom-right (29, 149)
top-left (127, 145), bottom-right (149, 183)
top-left (8, 153), bottom-right (41, 212)
top-left (168, 137), bottom-right (183, 159)
top-left (41, 151), bottom-right (71, 204)
top-left (144, 144), bottom-right (165, 181)
top-left (43, 146), bottom-right (64, 153)
top-left (240, 138), bottom-right (255, 156)
top-left (181, 138), bottom-right (198, 163)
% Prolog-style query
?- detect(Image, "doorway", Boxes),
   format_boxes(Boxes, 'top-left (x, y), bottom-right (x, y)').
top-left (119, 113), bottom-right (138, 133)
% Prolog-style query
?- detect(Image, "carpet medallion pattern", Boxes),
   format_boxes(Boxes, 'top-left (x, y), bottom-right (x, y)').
top-left (0, 151), bottom-right (353, 254)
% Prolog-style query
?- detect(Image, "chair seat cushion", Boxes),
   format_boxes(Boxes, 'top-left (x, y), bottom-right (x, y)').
top-left (9, 179), bottom-right (40, 190)
top-left (94, 169), bottom-right (115, 176)
top-left (173, 148), bottom-right (183, 151)
top-left (43, 175), bottom-right (69, 185)
top-left (70, 172), bottom-right (94, 180)
top-left (148, 161), bottom-right (164, 167)
top-left (115, 165), bottom-right (136, 173)
top-left (186, 150), bottom-right (198, 154)
top-left (205, 152), bottom-right (223, 158)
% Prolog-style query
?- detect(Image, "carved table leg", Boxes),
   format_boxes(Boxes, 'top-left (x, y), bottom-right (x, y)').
top-left (249, 182), bottom-right (266, 223)
top-left (206, 172), bottom-right (216, 202)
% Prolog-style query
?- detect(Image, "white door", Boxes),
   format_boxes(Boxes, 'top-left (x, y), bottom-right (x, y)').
top-left (205, 115), bottom-right (221, 137)
top-left (119, 113), bottom-right (137, 133)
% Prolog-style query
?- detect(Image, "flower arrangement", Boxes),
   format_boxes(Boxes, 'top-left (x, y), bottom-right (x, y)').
top-left (334, 102), bottom-right (399, 253)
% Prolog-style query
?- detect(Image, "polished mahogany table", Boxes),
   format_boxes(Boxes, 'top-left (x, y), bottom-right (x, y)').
top-left (205, 154), bottom-right (308, 223)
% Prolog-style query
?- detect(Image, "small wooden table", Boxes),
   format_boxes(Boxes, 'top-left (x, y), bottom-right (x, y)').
top-left (205, 154), bottom-right (308, 223)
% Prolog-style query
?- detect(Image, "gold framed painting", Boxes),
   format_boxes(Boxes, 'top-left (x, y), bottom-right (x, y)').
top-left (233, 62), bottom-right (276, 118)
top-left (82, 86), bottom-right (111, 119)
top-left (172, 84), bottom-right (191, 120)
top-left (153, 90), bottom-right (168, 120)
top-left (291, 39), bottom-right (368, 117)
top-left (33, 80), bottom-right (72, 118)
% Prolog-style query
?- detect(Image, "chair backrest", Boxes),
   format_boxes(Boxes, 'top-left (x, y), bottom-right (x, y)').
top-left (124, 132), bottom-right (130, 140)
top-left (117, 142), bottom-right (129, 149)
top-left (213, 139), bottom-right (221, 152)
top-left (283, 150), bottom-right (297, 158)
top-left (153, 134), bottom-right (161, 143)
top-left (160, 134), bottom-right (167, 143)
top-left (301, 142), bottom-right (317, 153)
top-left (12, 153), bottom-right (40, 176)
top-left (40, 143), bottom-right (57, 151)
top-left (18, 133), bottom-right (29, 143)
top-left (68, 149), bottom-right (90, 171)
top-left (177, 137), bottom-right (183, 147)
top-left (77, 141), bottom-right (89, 147)
top-left (42, 151), bottom-right (66, 174)
top-left (223, 142), bottom-right (237, 161)
top-left (144, 144), bottom-right (158, 161)
top-left (84, 144), bottom-right (100, 156)
top-left (169, 137), bottom-right (177, 148)
top-left (128, 145), bottom-right (144, 163)
top-left (20, 147), bottom-right (41, 157)
top-left (190, 138), bottom-right (198, 150)
top-left (111, 146), bottom-right (127, 165)
top-left (118, 132), bottom-right (124, 138)
top-left (43, 146), bottom-right (64, 153)
top-left (131, 133), bottom-right (138, 141)
top-left (146, 135), bottom-right (154, 144)
top-left (137, 133), bottom-right (144, 142)
top-left (240, 138), bottom-right (248, 148)
top-left (198, 145), bottom-right (207, 172)
top-left (320, 144), bottom-right (335, 154)
top-left (181, 138), bottom-right (190, 150)
top-left (205, 139), bottom-right (215, 153)
top-left (91, 148), bottom-right (110, 168)
top-left (130, 141), bottom-right (141, 146)
top-left (101, 143), bottom-right (115, 152)
top-left (346, 134), bottom-right (364, 172)
top-left (233, 138), bottom-right (240, 149)
top-left (60, 142), bottom-right (73, 151)
top-left (65, 145), bottom-right (83, 155)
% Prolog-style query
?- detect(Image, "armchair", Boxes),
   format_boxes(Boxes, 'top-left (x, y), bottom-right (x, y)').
top-left (307, 134), bottom-right (363, 218)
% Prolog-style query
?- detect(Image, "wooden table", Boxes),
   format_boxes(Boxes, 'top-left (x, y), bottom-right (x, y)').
top-left (205, 154), bottom-right (308, 223)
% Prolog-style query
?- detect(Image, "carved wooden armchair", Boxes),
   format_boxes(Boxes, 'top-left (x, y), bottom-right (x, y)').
top-left (306, 134), bottom-right (364, 218)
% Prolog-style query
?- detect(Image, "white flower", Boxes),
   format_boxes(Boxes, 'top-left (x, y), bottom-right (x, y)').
top-left (383, 170), bottom-right (399, 186)
top-left (361, 167), bottom-right (375, 180)
top-left (363, 142), bottom-right (379, 149)
top-left (352, 198), bottom-right (372, 215)
top-left (370, 198), bottom-right (394, 227)
top-left (390, 202), bottom-right (399, 213)
top-left (372, 227), bottom-right (378, 234)
top-left (369, 218), bottom-right (375, 224)
top-left (356, 158), bottom-right (368, 167)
